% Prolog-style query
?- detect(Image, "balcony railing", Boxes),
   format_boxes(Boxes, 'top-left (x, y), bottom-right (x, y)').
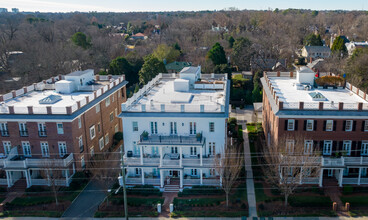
top-left (19, 130), bottom-right (28, 137)
top-left (38, 130), bottom-right (47, 137)
top-left (139, 134), bottom-right (205, 145)
top-left (0, 153), bottom-right (74, 169)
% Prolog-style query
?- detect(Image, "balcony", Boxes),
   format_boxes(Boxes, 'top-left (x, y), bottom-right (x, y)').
top-left (19, 130), bottom-right (28, 137)
top-left (322, 157), bottom-right (345, 167)
top-left (138, 133), bottom-right (205, 146)
top-left (38, 130), bottom-right (47, 137)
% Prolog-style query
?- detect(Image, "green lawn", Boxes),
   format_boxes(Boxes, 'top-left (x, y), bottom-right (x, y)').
top-left (288, 196), bottom-right (332, 207)
top-left (341, 196), bottom-right (368, 206)
top-left (171, 210), bottom-right (248, 217)
top-left (94, 211), bottom-right (159, 218)
top-left (110, 197), bottom-right (164, 206)
top-left (0, 211), bottom-right (63, 217)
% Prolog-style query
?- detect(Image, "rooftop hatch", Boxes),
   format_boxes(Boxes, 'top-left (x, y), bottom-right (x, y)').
top-left (39, 95), bottom-right (62, 104)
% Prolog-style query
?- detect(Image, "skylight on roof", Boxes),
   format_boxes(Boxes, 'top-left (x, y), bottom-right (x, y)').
top-left (309, 92), bottom-right (327, 101)
top-left (39, 95), bottom-right (62, 104)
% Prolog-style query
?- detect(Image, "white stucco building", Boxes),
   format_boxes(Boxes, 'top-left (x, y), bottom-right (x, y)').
top-left (118, 68), bottom-right (230, 192)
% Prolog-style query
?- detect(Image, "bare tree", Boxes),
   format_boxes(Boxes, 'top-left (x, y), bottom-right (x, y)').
top-left (40, 159), bottom-right (65, 206)
top-left (215, 144), bottom-right (244, 207)
top-left (262, 134), bottom-right (321, 207)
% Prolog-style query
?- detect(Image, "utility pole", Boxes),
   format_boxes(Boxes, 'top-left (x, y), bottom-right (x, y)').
top-left (120, 146), bottom-right (128, 220)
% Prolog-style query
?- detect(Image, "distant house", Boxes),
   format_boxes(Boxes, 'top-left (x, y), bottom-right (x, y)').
top-left (250, 59), bottom-right (287, 72)
top-left (131, 33), bottom-right (147, 40)
top-left (307, 58), bottom-right (325, 72)
top-left (345, 41), bottom-right (368, 56)
top-left (211, 25), bottom-right (228, 32)
top-left (301, 46), bottom-right (331, 59)
top-left (165, 61), bottom-right (192, 73)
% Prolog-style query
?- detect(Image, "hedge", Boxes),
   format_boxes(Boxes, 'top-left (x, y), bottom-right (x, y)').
top-left (173, 197), bottom-right (224, 208)
top-left (178, 185), bottom-right (224, 197)
top-left (111, 197), bottom-right (164, 207)
top-left (125, 185), bottom-right (162, 196)
top-left (288, 196), bottom-right (332, 207)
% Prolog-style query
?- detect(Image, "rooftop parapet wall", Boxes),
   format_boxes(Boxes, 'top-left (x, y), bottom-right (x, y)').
top-left (0, 75), bottom-right (125, 115)
top-left (264, 72), bottom-right (368, 111)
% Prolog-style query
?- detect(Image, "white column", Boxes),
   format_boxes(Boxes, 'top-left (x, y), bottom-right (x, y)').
top-left (8, 171), bottom-right (13, 187)
top-left (200, 146), bottom-right (203, 166)
top-left (159, 147), bottom-right (163, 167)
top-left (6, 171), bottom-right (11, 187)
top-left (220, 176), bottom-right (223, 187)
top-left (65, 169), bottom-right (70, 187)
top-left (339, 169), bottom-right (343, 187)
top-left (200, 169), bottom-right (203, 185)
top-left (72, 163), bottom-right (76, 174)
top-left (299, 167), bottom-right (303, 185)
top-left (179, 147), bottom-right (182, 167)
top-left (141, 168), bottom-right (145, 185)
top-left (319, 168), bottom-right (323, 187)
top-left (358, 167), bottom-right (362, 186)
top-left (27, 170), bottom-right (32, 187)
top-left (179, 170), bottom-right (183, 188)
top-left (160, 170), bottom-right (164, 188)
top-left (140, 146), bottom-right (144, 165)
top-left (24, 170), bottom-right (30, 188)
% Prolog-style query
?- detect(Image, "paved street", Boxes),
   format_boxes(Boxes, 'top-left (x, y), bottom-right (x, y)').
top-left (62, 180), bottom-right (107, 218)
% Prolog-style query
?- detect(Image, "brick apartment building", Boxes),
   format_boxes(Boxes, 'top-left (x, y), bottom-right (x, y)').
top-left (261, 67), bottom-right (368, 187)
top-left (0, 69), bottom-right (127, 188)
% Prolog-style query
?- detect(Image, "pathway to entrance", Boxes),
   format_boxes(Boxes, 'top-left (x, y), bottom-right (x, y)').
top-left (160, 192), bottom-right (177, 217)
top-left (323, 179), bottom-right (348, 216)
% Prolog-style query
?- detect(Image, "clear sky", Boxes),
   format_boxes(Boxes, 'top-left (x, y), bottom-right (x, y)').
top-left (2, 0), bottom-right (368, 12)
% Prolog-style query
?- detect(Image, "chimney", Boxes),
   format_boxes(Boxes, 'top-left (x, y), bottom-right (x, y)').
top-left (310, 57), bottom-right (313, 63)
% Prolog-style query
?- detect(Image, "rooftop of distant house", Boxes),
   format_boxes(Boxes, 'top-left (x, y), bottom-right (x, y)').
top-left (122, 66), bottom-right (229, 114)
top-left (132, 33), bottom-right (145, 37)
top-left (303, 46), bottom-right (331, 53)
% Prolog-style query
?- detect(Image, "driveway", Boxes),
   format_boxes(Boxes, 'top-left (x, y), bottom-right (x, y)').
top-left (62, 180), bottom-right (107, 218)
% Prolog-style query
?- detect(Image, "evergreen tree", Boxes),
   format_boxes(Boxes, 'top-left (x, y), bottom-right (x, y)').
top-left (232, 37), bottom-right (253, 71)
top-left (304, 34), bottom-right (323, 46)
top-left (207, 42), bottom-right (227, 66)
top-left (138, 54), bottom-right (167, 85)
top-left (228, 36), bottom-right (235, 48)
top-left (331, 36), bottom-right (348, 56)
top-left (109, 57), bottom-right (139, 85)
top-left (71, 32), bottom-right (91, 49)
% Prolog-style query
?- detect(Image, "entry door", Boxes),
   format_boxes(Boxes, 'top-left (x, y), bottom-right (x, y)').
top-left (172, 171), bottom-right (178, 177)
top-left (328, 169), bottom-right (334, 177)
top-left (171, 147), bottom-right (178, 154)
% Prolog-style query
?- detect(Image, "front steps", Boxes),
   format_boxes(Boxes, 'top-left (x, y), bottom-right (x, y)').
top-left (164, 185), bottom-right (180, 192)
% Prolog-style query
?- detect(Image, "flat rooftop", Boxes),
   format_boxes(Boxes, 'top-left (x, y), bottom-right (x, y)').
top-left (270, 77), bottom-right (368, 104)
top-left (124, 73), bottom-right (228, 113)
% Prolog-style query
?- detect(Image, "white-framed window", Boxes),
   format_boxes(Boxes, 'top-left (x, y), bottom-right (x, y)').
top-left (328, 169), bottom-right (333, 177)
top-left (306, 120), bottom-right (314, 131)
top-left (133, 141), bottom-right (139, 156)
top-left (90, 146), bottom-right (94, 156)
top-left (171, 147), bottom-right (178, 154)
top-left (81, 155), bottom-right (85, 168)
top-left (19, 122), bottom-right (28, 136)
top-left (105, 133), bottom-right (109, 146)
top-left (132, 121), bottom-right (138, 132)
top-left (58, 142), bottom-right (67, 157)
top-left (97, 123), bottom-right (101, 133)
top-left (38, 123), bottom-right (47, 137)
top-left (210, 168), bottom-right (216, 176)
top-left (151, 146), bottom-right (159, 155)
top-left (110, 112), bottom-right (114, 122)
top-left (345, 120), bottom-right (353, 131)
top-left (115, 124), bottom-right (119, 133)
top-left (189, 122), bottom-right (196, 134)
top-left (22, 141), bottom-right (31, 157)
top-left (79, 136), bottom-right (83, 152)
top-left (0, 123), bottom-right (9, 136)
top-left (170, 122), bottom-right (177, 135)
top-left (362, 141), bottom-right (368, 156)
top-left (304, 140), bottom-right (313, 154)
top-left (96, 104), bottom-right (100, 113)
top-left (209, 142), bottom-right (216, 155)
top-left (326, 120), bottom-right (333, 131)
top-left (364, 120), bottom-right (368, 131)
top-left (3, 141), bottom-right (11, 155)
top-left (105, 96), bottom-right (111, 107)
top-left (343, 140), bottom-right (352, 156)
top-left (150, 122), bottom-right (158, 134)
top-left (343, 168), bottom-right (349, 176)
top-left (361, 168), bottom-right (367, 177)
top-left (287, 119), bottom-right (295, 131)
top-left (40, 142), bottom-right (49, 157)
top-left (90, 126), bottom-right (96, 140)
top-left (286, 139), bottom-right (295, 153)
top-left (115, 108), bottom-right (118, 117)
top-left (112, 93), bottom-right (115, 102)
top-left (191, 169), bottom-right (197, 176)
top-left (99, 137), bottom-right (104, 150)
top-left (135, 168), bottom-right (141, 175)
top-left (209, 122), bottom-right (215, 132)
top-left (78, 117), bottom-right (82, 128)
top-left (190, 147), bottom-right (197, 156)
top-left (323, 140), bottom-right (332, 156)
top-left (57, 123), bottom-right (64, 134)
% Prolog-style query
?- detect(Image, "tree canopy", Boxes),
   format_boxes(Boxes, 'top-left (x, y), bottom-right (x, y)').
top-left (232, 37), bottom-right (253, 71)
top-left (207, 42), bottom-right (227, 66)
top-left (331, 36), bottom-right (347, 56)
top-left (71, 32), bottom-right (91, 49)
top-left (152, 44), bottom-right (180, 64)
top-left (345, 48), bottom-right (368, 91)
top-left (109, 57), bottom-right (139, 85)
top-left (304, 34), bottom-right (323, 46)
top-left (138, 54), bottom-right (167, 85)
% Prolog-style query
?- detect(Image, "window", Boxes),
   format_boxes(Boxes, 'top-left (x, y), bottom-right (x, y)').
top-left (115, 108), bottom-right (118, 117)
top-left (57, 123), bottom-right (64, 134)
top-left (3, 141), bottom-right (11, 155)
top-left (41, 142), bottom-right (49, 157)
top-left (22, 141), bottom-right (31, 157)
top-left (189, 122), bottom-right (197, 134)
top-left (304, 140), bottom-right (313, 154)
top-left (210, 168), bottom-right (216, 176)
top-left (364, 120), bottom-right (368, 131)
top-left (38, 123), bottom-right (47, 137)
top-left (362, 141), bottom-right (368, 156)
top-left (135, 168), bottom-right (141, 175)
top-left (79, 136), bottom-right (84, 152)
top-left (96, 104), bottom-right (100, 113)
top-left (90, 126), bottom-right (96, 139)
top-left (110, 112), bottom-right (114, 122)
top-left (326, 120), bottom-right (333, 131)
top-left (306, 120), bottom-right (314, 131)
top-left (345, 120), bottom-right (353, 131)
top-left (81, 155), bottom-right (85, 168)
top-left (343, 168), bottom-right (349, 176)
top-left (0, 123), bottom-right (9, 136)
top-left (90, 146), bottom-right (94, 156)
top-left (287, 119), bottom-right (295, 131)
top-left (105, 96), bottom-right (111, 107)
top-left (171, 147), bottom-right (178, 154)
top-left (115, 124), bottom-right (119, 133)
top-left (209, 122), bottom-right (215, 132)
top-left (19, 123), bottom-right (28, 136)
top-left (170, 122), bottom-right (177, 135)
top-left (78, 117), bottom-right (82, 128)
top-left (362, 168), bottom-right (367, 177)
top-left (286, 140), bottom-right (295, 153)
top-left (112, 94), bottom-right (115, 102)
top-left (133, 141), bottom-right (139, 156)
top-left (99, 137), bottom-right (104, 150)
top-left (58, 142), bottom-right (67, 157)
top-left (209, 142), bottom-right (216, 155)
top-left (343, 140), bottom-right (352, 156)
top-left (132, 121), bottom-right (138, 132)
top-left (151, 146), bottom-right (159, 155)
top-left (323, 140), bottom-right (332, 155)
top-left (97, 123), bottom-right (101, 132)
top-left (190, 147), bottom-right (197, 156)
top-left (191, 169), bottom-right (197, 176)
top-left (105, 133), bottom-right (109, 145)
top-left (150, 122), bottom-right (158, 134)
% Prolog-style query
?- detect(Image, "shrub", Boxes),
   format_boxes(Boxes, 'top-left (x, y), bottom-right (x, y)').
top-left (178, 185), bottom-right (224, 197)
top-left (125, 185), bottom-right (162, 196)
top-left (258, 203), bottom-right (265, 210)
top-left (228, 117), bottom-right (237, 125)
top-left (343, 185), bottom-right (354, 194)
top-left (26, 186), bottom-right (49, 193)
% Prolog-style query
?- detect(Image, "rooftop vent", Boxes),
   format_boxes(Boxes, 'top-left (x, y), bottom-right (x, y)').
top-left (308, 92), bottom-right (327, 101)
top-left (39, 95), bottom-right (62, 104)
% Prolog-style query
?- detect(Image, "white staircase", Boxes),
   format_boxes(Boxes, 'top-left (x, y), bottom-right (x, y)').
top-left (164, 185), bottom-right (180, 192)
